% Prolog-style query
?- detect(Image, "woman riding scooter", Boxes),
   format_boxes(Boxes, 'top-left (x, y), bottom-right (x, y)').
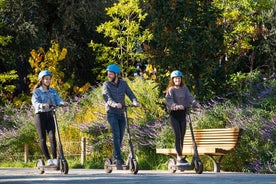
top-left (31, 70), bottom-right (67, 166)
top-left (165, 70), bottom-right (200, 165)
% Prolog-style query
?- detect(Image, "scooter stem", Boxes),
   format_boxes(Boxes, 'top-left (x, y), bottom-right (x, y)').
top-left (124, 107), bottom-right (135, 159)
top-left (187, 107), bottom-right (200, 160)
top-left (51, 108), bottom-right (65, 159)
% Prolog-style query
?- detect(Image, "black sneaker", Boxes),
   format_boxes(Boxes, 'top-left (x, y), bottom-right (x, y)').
top-left (117, 159), bottom-right (125, 165)
top-left (113, 159), bottom-right (124, 165)
top-left (177, 158), bottom-right (189, 166)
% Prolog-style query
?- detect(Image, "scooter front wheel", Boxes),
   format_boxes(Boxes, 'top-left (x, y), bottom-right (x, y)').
top-left (194, 159), bottom-right (203, 174)
top-left (130, 159), bottom-right (139, 174)
top-left (168, 158), bottom-right (176, 173)
top-left (104, 158), bottom-right (113, 173)
top-left (60, 159), bottom-right (69, 174)
top-left (36, 159), bottom-right (45, 174)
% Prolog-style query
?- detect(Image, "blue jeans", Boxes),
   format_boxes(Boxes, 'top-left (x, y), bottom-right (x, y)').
top-left (107, 113), bottom-right (126, 160)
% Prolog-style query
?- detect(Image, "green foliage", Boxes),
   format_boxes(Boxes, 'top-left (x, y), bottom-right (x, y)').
top-left (89, 0), bottom-right (153, 79)
top-left (155, 123), bottom-right (174, 149)
top-left (136, 147), bottom-right (168, 170)
top-left (254, 4), bottom-right (276, 72)
top-left (0, 161), bottom-right (37, 168)
top-left (0, 70), bottom-right (18, 104)
top-left (0, 0), bottom-right (118, 88)
top-left (0, 0), bottom-right (12, 47)
top-left (27, 40), bottom-right (70, 98)
top-left (197, 101), bottom-right (235, 129)
top-left (213, 0), bottom-right (273, 56)
top-left (0, 103), bottom-right (38, 161)
top-left (226, 70), bottom-right (269, 104)
top-left (0, 35), bottom-right (12, 46)
top-left (196, 95), bottom-right (276, 173)
top-left (148, 0), bottom-right (225, 100)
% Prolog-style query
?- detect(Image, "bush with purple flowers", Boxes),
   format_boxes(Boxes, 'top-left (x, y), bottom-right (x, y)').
top-left (193, 75), bottom-right (276, 173)
top-left (0, 103), bottom-right (39, 161)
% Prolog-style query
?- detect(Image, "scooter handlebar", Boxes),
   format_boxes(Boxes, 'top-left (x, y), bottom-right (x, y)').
top-left (49, 105), bottom-right (59, 111)
top-left (49, 103), bottom-right (68, 110)
top-left (123, 104), bottom-right (139, 108)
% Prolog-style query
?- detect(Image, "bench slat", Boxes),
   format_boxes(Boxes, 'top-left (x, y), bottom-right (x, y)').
top-left (156, 147), bottom-right (229, 156)
top-left (187, 128), bottom-right (240, 132)
top-left (184, 141), bottom-right (238, 144)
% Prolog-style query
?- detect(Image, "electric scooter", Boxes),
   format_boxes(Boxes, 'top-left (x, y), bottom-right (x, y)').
top-left (104, 105), bottom-right (139, 174)
top-left (167, 107), bottom-right (203, 174)
top-left (36, 105), bottom-right (69, 174)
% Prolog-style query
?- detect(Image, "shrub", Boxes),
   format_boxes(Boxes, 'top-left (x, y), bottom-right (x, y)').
top-left (196, 96), bottom-right (276, 173)
top-left (0, 103), bottom-right (38, 161)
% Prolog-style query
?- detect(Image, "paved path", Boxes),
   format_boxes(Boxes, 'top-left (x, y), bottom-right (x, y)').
top-left (0, 168), bottom-right (276, 184)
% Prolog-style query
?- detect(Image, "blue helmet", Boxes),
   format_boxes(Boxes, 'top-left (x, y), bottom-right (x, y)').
top-left (38, 70), bottom-right (52, 80)
top-left (106, 64), bottom-right (120, 74)
top-left (170, 70), bottom-right (183, 79)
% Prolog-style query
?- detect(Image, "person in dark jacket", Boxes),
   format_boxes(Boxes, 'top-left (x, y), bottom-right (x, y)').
top-left (102, 64), bottom-right (139, 165)
top-left (165, 70), bottom-right (200, 165)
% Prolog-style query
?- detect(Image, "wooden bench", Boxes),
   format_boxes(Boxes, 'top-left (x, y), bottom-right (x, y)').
top-left (156, 128), bottom-right (241, 172)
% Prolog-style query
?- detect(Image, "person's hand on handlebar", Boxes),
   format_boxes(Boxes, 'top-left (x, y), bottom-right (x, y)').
top-left (42, 104), bottom-right (50, 109)
top-left (191, 100), bottom-right (201, 109)
top-left (132, 100), bottom-right (140, 107)
top-left (115, 103), bottom-right (123, 108)
top-left (60, 102), bottom-right (69, 107)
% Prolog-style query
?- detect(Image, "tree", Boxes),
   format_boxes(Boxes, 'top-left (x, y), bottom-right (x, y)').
top-left (0, 0), bottom-right (117, 94)
top-left (253, 3), bottom-right (276, 74)
top-left (0, 70), bottom-right (18, 104)
top-left (0, 0), bottom-right (16, 105)
top-left (27, 40), bottom-right (69, 96)
top-left (148, 0), bottom-right (224, 100)
top-left (89, 0), bottom-right (153, 80)
top-left (213, 0), bottom-right (274, 72)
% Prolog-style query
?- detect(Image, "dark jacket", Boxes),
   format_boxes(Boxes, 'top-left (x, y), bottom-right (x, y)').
top-left (102, 79), bottom-right (137, 114)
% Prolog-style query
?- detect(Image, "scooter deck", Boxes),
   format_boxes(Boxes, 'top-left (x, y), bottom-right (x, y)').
top-left (38, 165), bottom-right (59, 170)
top-left (109, 164), bottom-right (129, 170)
top-left (172, 164), bottom-right (194, 170)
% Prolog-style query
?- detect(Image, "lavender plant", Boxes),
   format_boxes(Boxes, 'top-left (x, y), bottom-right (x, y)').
top-left (0, 103), bottom-right (38, 161)
top-left (195, 92), bottom-right (276, 173)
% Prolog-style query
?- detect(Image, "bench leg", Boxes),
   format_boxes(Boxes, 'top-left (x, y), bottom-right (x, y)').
top-left (205, 154), bottom-right (224, 173)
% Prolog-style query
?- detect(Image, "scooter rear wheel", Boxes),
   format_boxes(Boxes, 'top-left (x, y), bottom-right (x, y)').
top-left (168, 158), bottom-right (176, 173)
top-left (194, 159), bottom-right (203, 174)
top-left (36, 159), bottom-right (45, 174)
top-left (60, 159), bottom-right (69, 174)
top-left (130, 159), bottom-right (139, 174)
top-left (104, 158), bottom-right (113, 173)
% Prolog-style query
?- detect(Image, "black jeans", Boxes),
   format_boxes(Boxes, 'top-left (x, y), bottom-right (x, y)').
top-left (34, 112), bottom-right (57, 160)
top-left (169, 110), bottom-right (186, 157)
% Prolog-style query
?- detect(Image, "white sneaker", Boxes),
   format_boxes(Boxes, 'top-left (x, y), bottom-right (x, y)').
top-left (53, 159), bottom-right (58, 166)
top-left (47, 159), bottom-right (54, 166)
